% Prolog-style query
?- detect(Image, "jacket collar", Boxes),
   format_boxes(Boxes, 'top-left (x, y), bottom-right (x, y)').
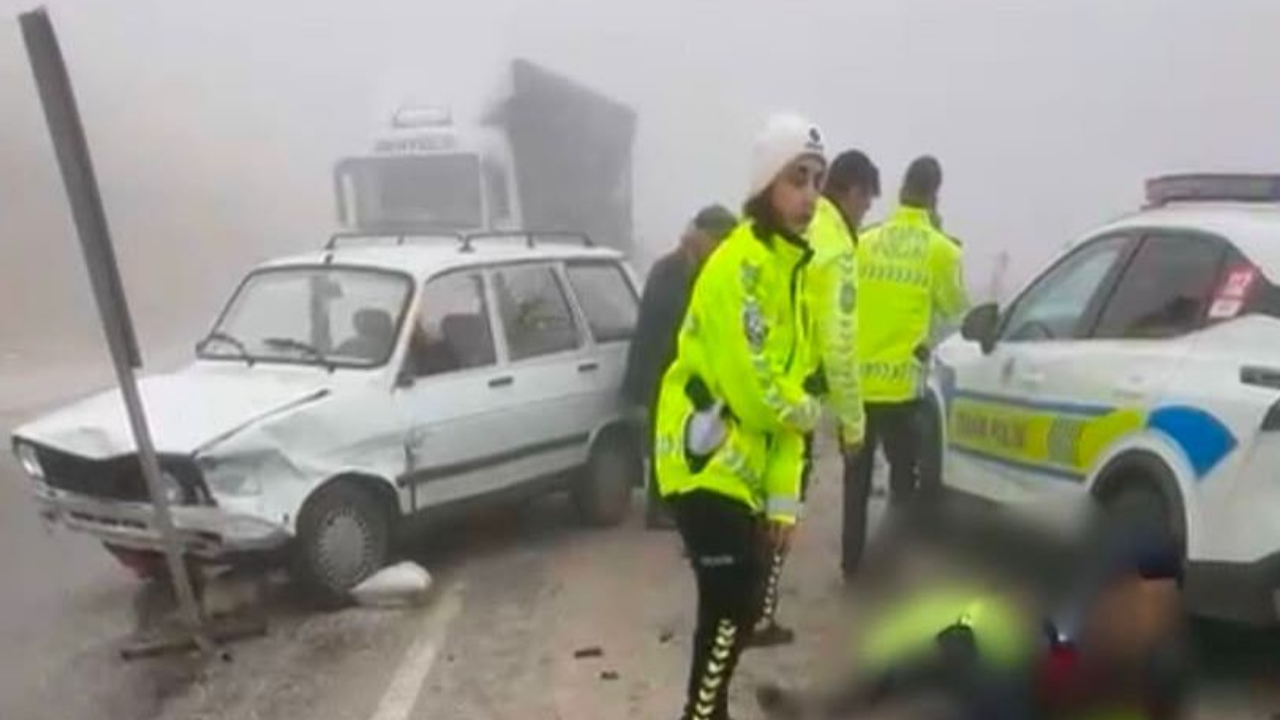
top-left (889, 204), bottom-right (934, 227)
top-left (815, 196), bottom-right (856, 242)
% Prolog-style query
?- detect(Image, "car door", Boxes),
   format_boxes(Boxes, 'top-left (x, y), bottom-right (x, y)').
top-left (486, 262), bottom-right (595, 482)
top-left (562, 260), bottom-right (640, 427)
top-left (393, 269), bottom-right (510, 511)
top-left (1008, 229), bottom-right (1228, 499)
top-left (937, 234), bottom-right (1135, 502)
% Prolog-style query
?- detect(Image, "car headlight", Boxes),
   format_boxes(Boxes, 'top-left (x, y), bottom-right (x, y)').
top-left (199, 456), bottom-right (264, 498)
top-left (15, 443), bottom-right (44, 480)
top-left (160, 470), bottom-right (187, 505)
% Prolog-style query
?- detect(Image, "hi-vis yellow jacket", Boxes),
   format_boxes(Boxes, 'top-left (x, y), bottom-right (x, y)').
top-left (857, 206), bottom-right (969, 403)
top-left (806, 197), bottom-right (865, 447)
top-left (653, 221), bottom-right (820, 525)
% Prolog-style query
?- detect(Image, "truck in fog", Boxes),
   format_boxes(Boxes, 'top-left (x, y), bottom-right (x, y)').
top-left (333, 59), bottom-right (638, 257)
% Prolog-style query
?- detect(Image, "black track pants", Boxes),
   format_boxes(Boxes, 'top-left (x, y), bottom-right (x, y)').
top-left (671, 491), bottom-right (765, 720)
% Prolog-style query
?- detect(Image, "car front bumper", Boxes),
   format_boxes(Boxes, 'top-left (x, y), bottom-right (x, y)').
top-left (32, 484), bottom-right (292, 560)
top-left (1185, 550), bottom-right (1280, 626)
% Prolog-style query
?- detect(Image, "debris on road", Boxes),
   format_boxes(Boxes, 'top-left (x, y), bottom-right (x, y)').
top-left (600, 670), bottom-right (619, 681)
top-left (658, 630), bottom-right (674, 644)
top-left (573, 646), bottom-right (604, 659)
top-left (351, 562), bottom-right (433, 608)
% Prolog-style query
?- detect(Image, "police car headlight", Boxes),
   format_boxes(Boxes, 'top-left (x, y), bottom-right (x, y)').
top-left (15, 443), bottom-right (44, 480)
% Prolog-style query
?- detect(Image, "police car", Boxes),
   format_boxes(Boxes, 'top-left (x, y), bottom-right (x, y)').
top-left (928, 174), bottom-right (1280, 625)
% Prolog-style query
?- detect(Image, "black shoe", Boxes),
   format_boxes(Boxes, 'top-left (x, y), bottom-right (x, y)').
top-left (746, 621), bottom-right (796, 648)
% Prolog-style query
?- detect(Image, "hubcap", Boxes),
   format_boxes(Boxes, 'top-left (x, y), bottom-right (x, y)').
top-left (315, 508), bottom-right (374, 588)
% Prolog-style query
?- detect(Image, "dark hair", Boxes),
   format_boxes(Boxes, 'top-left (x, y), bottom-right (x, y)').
top-left (692, 204), bottom-right (737, 240)
top-left (901, 155), bottom-right (943, 207)
top-left (743, 192), bottom-right (795, 245)
top-left (823, 150), bottom-right (880, 200)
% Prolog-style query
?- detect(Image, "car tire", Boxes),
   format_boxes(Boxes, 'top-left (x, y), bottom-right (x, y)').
top-left (573, 434), bottom-right (639, 527)
top-left (1103, 484), bottom-right (1182, 572)
top-left (292, 481), bottom-right (391, 608)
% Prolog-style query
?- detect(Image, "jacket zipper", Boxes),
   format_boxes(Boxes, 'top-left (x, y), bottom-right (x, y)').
top-left (785, 248), bottom-right (813, 371)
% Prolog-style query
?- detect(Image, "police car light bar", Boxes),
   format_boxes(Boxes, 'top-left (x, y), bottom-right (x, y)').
top-left (1146, 174), bottom-right (1280, 207)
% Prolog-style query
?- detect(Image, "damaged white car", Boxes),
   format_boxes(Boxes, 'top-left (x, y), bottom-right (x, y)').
top-left (11, 233), bottom-right (643, 603)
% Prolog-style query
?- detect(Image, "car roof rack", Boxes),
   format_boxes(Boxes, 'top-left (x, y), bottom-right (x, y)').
top-left (459, 230), bottom-right (594, 253)
top-left (1145, 174), bottom-right (1280, 208)
top-left (324, 231), bottom-right (466, 250)
top-left (324, 229), bottom-right (596, 256)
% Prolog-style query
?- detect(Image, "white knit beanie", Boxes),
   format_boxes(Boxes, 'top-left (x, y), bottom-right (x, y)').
top-left (748, 113), bottom-right (826, 199)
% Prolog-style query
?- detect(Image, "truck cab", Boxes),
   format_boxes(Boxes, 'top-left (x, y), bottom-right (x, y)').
top-left (334, 106), bottom-right (522, 233)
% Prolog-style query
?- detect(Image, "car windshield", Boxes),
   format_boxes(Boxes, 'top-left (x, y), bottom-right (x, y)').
top-left (200, 267), bottom-right (411, 368)
top-left (337, 154), bottom-right (483, 230)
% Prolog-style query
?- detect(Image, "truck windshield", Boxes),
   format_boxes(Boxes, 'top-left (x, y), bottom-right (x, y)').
top-left (336, 154), bottom-right (483, 231)
top-left (200, 267), bottom-right (412, 368)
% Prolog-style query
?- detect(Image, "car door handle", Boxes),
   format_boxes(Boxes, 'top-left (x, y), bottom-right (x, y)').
top-left (488, 376), bottom-right (514, 388)
top-left (577, 361), bottom-right (599, 373)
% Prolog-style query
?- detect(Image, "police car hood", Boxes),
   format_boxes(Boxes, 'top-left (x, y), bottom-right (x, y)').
top-left (13, 365), bottom-right (331, 460)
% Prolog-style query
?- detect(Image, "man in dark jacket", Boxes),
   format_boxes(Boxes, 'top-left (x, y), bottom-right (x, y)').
top-left (623, 204), bottom-right (737, 528)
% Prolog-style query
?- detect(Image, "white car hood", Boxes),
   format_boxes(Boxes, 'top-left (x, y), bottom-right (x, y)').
top-left (14, 366), bottom-right (331, 459)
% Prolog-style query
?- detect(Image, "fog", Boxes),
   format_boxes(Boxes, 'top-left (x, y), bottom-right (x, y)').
top-left (2, 0), bottom-right (1279, 370)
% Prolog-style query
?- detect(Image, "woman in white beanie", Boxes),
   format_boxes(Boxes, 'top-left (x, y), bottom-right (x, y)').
top-left (652, 113), bottom-right (828, 720)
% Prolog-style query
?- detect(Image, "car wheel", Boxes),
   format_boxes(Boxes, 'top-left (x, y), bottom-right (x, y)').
top-left (573, 434), bottom-right (639, 527)
top-left (292, 481), bottom-right (391, 608)
top-left (1103, 484), bottom-right (1182, 572)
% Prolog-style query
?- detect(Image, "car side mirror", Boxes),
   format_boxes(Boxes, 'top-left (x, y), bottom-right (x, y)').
top-left (961, 303), bottom-right (1000, 355)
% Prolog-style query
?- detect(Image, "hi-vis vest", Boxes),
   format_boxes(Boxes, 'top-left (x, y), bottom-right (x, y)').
top-left (857, 586), bottom-right (1034, 673)
top-left (653, 221), bottom-right (820, 525)
top-left (806, 197), bottom-right (865, 446)
top-left (857, 206), bottom-right (969, 403)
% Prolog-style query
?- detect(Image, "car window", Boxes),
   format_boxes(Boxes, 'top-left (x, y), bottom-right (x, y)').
top-left (408, 272), bottom-right (496, 377)
top-left (1092, 234), bottom-right (1225, 340)
top-left (493, 265), bottom-right (581, 361)
top-left (204, 268), bottom-right (410, 368)
top-left (1001, 236), bottom-right (1129, 342)
top-left (565, 263), bottom-right (638, 343)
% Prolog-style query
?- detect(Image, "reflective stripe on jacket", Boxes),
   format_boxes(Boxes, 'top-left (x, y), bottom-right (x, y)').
top-left (806, 197), bottom-right (865, 446)
top-left (857, 206), bottom-right (969, 403)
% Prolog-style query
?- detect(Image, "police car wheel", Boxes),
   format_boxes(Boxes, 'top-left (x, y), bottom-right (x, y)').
top-left (1105, 485), bottom-right (1180, 564)
top-left (293, 481), bottom-right (391, 608)
top-left (573, 434), bottom-right (638, 527)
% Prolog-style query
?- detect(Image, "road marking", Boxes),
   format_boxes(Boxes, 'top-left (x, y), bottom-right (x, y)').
top-left (369, 583), bottom-right (465, 720)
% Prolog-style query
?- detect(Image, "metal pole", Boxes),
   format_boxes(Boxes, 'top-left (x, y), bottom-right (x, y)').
top-left (19, 7), bottom-right (206, 642)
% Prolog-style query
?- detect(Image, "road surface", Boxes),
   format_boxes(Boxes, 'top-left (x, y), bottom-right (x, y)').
top-left (2, 398), bottom-right (1279, 720)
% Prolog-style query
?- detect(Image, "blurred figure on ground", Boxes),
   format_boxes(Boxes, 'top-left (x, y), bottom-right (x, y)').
top-left (748, 150), bottom-right (881, 649)
top-left (757, 502), bottom-right (1192, 720)
top-left (843, 156), bottom-right (969, 578)
top-left (623, 204), bottom-right (737, 529)
top-left (654, 113), bottom-right (827, 720)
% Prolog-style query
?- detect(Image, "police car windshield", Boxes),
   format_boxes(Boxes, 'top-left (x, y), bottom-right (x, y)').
top-left (201, 267), bottom-right (411, 369)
